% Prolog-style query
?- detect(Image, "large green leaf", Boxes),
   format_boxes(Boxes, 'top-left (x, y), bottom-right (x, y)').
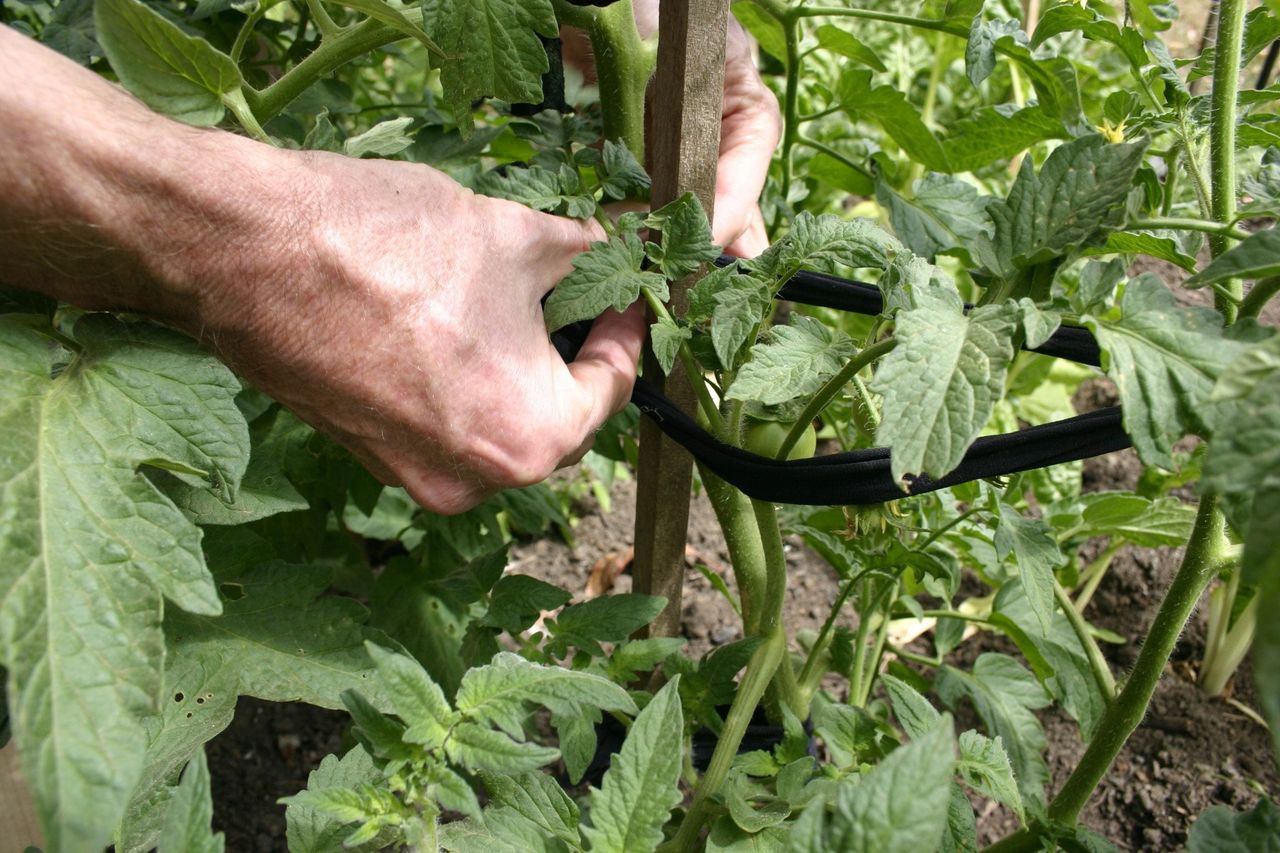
top-left (455, 652), bottom-right (636, 737)
top-left (158, 407), bottom-right (308, 525)
top-left (726, 315), bottom-right (857, 407)
top-left (1087, 275), bottom-right (1242, 468)
top-left (747, 212), bottom-right (901, 286)
top-left (166, 563), bottom-right (392, 712)
top-left (0, 314), bottom-right (242, 851)
top-left (94, 0), bottom-right (243, 125)
top-left (363, 642), bottom-right (454, 747)
top-left (875, 172), bottom-right (991, 262)
top-left (820, 720), bottom-right (956, 852)
top-left (943, 106), bottom-right (1068, 173)
top-left (937, 654), bottom-right (1050, 806)
top-left (422, 0), bottom-right (558, 123)
top-left (872, 288), bottom-right (1019, 483)
top-left (957, 731), bottom-right (1023, 822)
top-left (978, 135), bottom-right (1147, 278)
top-left (583, 678), bottom-right (684, 853)
top-left (478, 771), bottom-right (580, 848)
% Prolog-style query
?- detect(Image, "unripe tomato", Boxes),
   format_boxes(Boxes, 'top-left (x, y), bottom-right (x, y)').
top-left (743, 419), bottom-right (817, 460)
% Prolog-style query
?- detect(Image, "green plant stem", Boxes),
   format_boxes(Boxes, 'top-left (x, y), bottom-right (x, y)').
top-left (777, 337), bottom-right (898, 458)
top-left (582, 1), bottom-right (651, 157)
top-left (889, 643), bottom-right (939, 668)
top-left (306, 0), bottom-right (344, 39)
top-left (1073, 540), bottom-right (1122, 612)
top-left (1240, 276), bottom-right (1280, 320)
top-left (1054, 579), bottom-right (1116, 699)
top-left (664, 631), bottom-right (785, 853)
top-left (849, 579), bottom-right (898, 707)
top-left (247, 15), bottom-right (400, 120)
top-left (1161, 150), bottom-right (1180, 216)
top-left (700, 466), bottom-right (768, 635)
top-left (794, 5), bottom-right (966, 36)
top-left (1209, 0), bottom-right (1247, 321)
top-left (796, 136), bottom-right (874, 180)
top-left (222, 89), bottom-right (272, 142)
top-left (985, 498), bottom-right (1228, 853)
top-left (780, 17), bottom-right (802, 200)
top-left (231, 0), bottom-right (283, 63)
top-left (1128, 217), bottom-right (1251, 242)
top-left (857, 579), bottom-right (899, 707)
top-left (915, 505), bottom-right (983, 551)
top-left (796, 578), bottom-right (855, 696)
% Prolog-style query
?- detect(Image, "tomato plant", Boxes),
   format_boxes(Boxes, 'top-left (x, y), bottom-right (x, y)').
top-left (2, 0), bottom-right (1280, 850)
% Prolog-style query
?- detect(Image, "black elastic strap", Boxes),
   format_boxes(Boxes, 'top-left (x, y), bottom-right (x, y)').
top-left (551, 265), bottom-right (1130, 505)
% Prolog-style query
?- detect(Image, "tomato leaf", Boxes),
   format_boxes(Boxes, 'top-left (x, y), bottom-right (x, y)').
top-left (815, 24), bottom-right (886, 72)
top-left (958, 730), bottom-right (1024, 822)
top-left (1087, 275), bottom-right (1243, 468)
top-left (95, 0), bottom-right (243, 125)
top-left (422, 0), bottom-right (558, 126)
top-left (0, 314), bottom-right (242, 851)
top-left (937, 654), bottom-right (1050, 807)
top-left (726, 315), bottom-right (857, 407)
top-left (977, 135), bottom-right (1147, 278)
top-left (1187, 798), bottom-right (1280, 853)
top-left (544, 232), bottom-right (667, 331)
top-left (1186, 229), bottom-right (1280, 288)
top-left (872, 288), bottom-right (1019, 484)
top-left (582, 678), bottom-right (684, 853)
top-left (645, 192), bottom-right (720, 280)
top-left (875, 172), bottom-right (992, 263)
top-left (838, 68), bottom-right (950, 172)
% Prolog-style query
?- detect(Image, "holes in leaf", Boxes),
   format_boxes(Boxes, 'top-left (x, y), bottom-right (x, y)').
top-left (174, 692), bottom-right (185, 703)
top-left (219, 582), bottom-right (245, 601)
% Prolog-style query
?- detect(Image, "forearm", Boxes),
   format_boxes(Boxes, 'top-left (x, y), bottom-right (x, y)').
top-left (0, 27), bottom-right (296, 331)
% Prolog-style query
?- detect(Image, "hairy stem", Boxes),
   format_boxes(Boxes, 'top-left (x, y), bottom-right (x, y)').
top-left (700, 466), bottom-right (768, 635)
top-left (664, 631), bottom-right (785, 853)
top-left (583, 1), bottom-right (652, 157)
top-left (1209, 0), bottom-right (1246, 320)
top-left (1055, 579), bottom-right (1117, 699)
top-left (1239, 276), bottom-right (1280, 320)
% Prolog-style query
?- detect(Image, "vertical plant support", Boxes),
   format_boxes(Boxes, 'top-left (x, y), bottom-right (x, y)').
top-left (632, 0), bottom-right (731, 639)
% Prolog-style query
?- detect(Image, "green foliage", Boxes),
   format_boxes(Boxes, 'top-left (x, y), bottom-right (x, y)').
top-left (5, 0), bottom-right (1278, 847)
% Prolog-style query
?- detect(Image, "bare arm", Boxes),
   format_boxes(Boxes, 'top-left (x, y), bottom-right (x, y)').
top-left (0, 26), bottom-right (645, 513)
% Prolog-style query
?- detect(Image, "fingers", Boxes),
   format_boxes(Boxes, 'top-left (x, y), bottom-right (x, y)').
top-left (562, 302), bottom-right (646, 452)
top-left (724, 204), bottom-right (769, 259)
top-left (713, 29), bottom-right (781, 251)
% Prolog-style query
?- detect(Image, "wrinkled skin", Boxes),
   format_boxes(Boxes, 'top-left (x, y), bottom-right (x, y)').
top-left (0, 8), bottom-right (780, 513)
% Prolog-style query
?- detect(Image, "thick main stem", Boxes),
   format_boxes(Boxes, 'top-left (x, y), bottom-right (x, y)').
top-left (1209, 0), bottom-right (1246, 321)
top-left (585, 1), bottom-right (652, 157)
top-left (985, 499), bottom-right (1227, 852)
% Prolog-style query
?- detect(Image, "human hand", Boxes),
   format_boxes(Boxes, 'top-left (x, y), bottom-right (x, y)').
top-left (193, 151), bottom-right (646, 514)
top-left (0, 24), bottom-right (645, 516)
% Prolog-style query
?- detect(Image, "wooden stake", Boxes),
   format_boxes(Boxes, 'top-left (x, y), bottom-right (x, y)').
top-left (632, 0), bottom-right (730, 639)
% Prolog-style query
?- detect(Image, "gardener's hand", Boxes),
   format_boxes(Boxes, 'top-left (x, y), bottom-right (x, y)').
top-left (0, 27), bottom-right (645, 514)
top-left (564, 3), bottom-right (780, 258)
top-left (199, 152), bottom-right (647, 514)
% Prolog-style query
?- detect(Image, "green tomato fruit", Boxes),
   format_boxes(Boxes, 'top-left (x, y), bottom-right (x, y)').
top-left (743, 419), bottom-right (817, 460)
